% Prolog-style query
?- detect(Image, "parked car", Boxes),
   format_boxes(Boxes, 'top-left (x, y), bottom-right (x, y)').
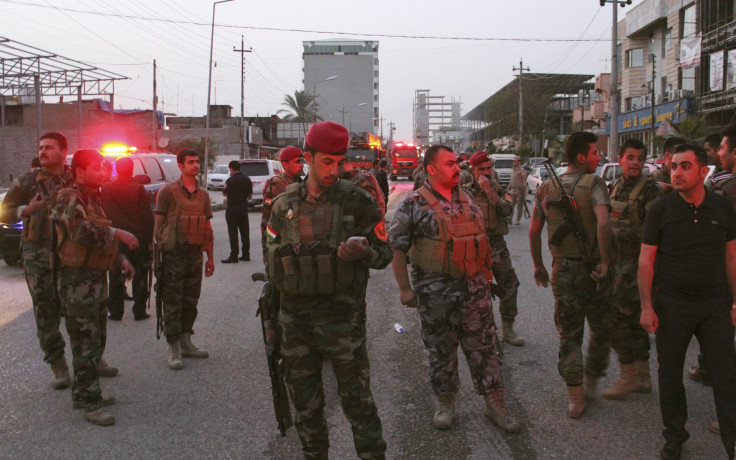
top-left (238, 159), bottom-right (283, 207)
top-left (526, 166), bottom-right (550, 194)
top-left (598, 162), bottom-right (657, 186)
top-left (0, 190), bottom-right (23, 266)
top-left (207, 164), bottom-right (230, 190)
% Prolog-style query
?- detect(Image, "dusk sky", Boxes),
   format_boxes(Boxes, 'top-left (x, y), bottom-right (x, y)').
top-left (2, 0), bottom-right (635, 141)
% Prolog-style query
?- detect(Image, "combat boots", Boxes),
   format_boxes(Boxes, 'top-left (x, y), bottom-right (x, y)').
top-left (582, 376), bottom-right (598, 400)
top-left (84, 407), bottom-right (115, 426)
top-left (483, 389), bottom-right (521, 433)
top-left (167, 341), bottom-right (183, 370)
top-left (179, 332), bottom-right (209, 358)
top-left (433, 393), bottom-right (455, 430)
top-left (73, 395), bottom-right (116, 409)
top-left (96, 358), bottom-right (118, 377)
top-left (603, 363), bottom-right (640, 400)
top-left (501, 321), bottom-right (525, 347)
top-left (566, 385), bottom-right (585, 419)
top-left (49, 356), bottom-right (70, 390)
top-left (636, 360), bottom-right (652, 393)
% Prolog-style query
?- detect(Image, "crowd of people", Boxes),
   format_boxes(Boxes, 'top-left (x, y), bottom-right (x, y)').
top-left (2, 124), bottom-right (736, 460)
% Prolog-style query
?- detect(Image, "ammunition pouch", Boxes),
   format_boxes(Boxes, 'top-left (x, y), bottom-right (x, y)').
top-left (22, 210), bottom-right (51, 242)
top-left (57, 218), bottom-right (119, 270)
top-left (609, 200), bottom-right (631, 229)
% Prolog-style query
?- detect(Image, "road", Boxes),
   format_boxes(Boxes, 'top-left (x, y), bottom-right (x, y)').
top-left (0, 180), bottom-right (725, 459)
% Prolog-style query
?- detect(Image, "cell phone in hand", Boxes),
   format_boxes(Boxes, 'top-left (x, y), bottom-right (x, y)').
top-left (347, 236), bottom-right (367, 246)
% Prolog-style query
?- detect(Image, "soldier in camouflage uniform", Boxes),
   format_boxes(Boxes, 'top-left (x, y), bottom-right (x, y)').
top-left (154, 149), bottom-right (215, 370)
top-left (466, 151), bottom-right (524, 346)
top-left (266, 122), bottom-right (389, 459)
top-left (341, 160), bottom-right (386, 219)
top-left (389, 145), bottom-right (521, 434)
top-left (508, 156), bottom-right (528, 225)
top-left (603, 139), bottom-right (663, 400)
top-left (52, 149), bottom-right (138, 426)
top-left (529, 132), bottom-right (613, 418)
top-left (260, 146), bottom-right (303, 262)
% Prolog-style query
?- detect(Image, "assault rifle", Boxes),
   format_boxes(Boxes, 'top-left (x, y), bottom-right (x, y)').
top-left (152, 238), bottom-right (164, 340)
top-left (541, 160), bottom-right (592, 269)
top-left (251, 272), bottom-right (293, 437)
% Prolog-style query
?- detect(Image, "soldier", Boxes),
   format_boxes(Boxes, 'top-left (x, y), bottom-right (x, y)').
top-left (651, 137), bottom-right (686, 192)
top-left (529, 131), bottom-right (613, 418)
top-left (0, 132), bottom-right (113, 390)
top-left (51, 149), bottom-right (137, 426)
top-left (389, 145), bottom-right (521, 434)
top-left (508, 156), bottom-right (528, 225)
top-left (260, 146), bottom-right (304, 263)
top-left (467, 151), bottom-right (524, 346)
top-left (412, 166), bottom-right (427, 191)
top-left (266, 121), bottom-right (390, 459)
top-left (153, 149), bottom-right (215, 370)
top-left (340, 160), bottom-right (386, 219)
top-left (458, 161), bottom-right (474, 186)
top-left (602, 139), bottom-right (663, 400)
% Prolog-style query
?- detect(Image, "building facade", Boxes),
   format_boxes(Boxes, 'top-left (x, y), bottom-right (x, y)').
top-left (302, 40), bottom-right (379, 136)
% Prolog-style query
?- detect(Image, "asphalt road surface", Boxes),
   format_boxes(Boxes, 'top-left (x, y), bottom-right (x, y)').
top-left (0, 180), bottom-right (727, 459)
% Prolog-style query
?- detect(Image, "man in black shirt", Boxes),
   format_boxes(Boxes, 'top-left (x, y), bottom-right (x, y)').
top-left (221, 160), bottom-right (252, 263)
top-left (375, 159), bottom-right (389, 209)
top-left (101, 157), bottom-right (154, 320)
top-left (639, 144), bottom-right (736, 460)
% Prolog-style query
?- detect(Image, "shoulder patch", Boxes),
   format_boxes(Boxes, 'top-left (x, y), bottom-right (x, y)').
top-left (373, 220), bottom-right (388, 242)
top-left (266, 222), bottom-right (278, 242)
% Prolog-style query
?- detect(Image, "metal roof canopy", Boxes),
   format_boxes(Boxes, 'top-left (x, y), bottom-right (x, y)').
top-left (463, 73), bottom-right (594, 121)
top-left (0, 36), bottom-right (128, 97)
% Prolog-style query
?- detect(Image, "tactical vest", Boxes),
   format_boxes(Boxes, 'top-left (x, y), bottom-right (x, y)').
top-left (268, 180), bottom-right (367, 296)
top-left (23, 169), bottom-right (56, 242)
top-left (407, 186), bottom-right (492, 278)
top-left (545, 174), bottom-right (599, 259)
top-left (56, 193), bottom-right (118, 270)
top-left (471, 183), bottom-right (509, 236)
top-left (609, 177), bottom-right (648, 230)
top-left (159, 182), bottom-right (210, 251)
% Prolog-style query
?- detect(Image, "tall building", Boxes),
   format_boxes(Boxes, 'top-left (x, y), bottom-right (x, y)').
top-left (302, 39), bottom-right (379, 136)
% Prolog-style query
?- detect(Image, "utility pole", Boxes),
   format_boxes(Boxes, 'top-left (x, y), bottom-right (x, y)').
top-left (600, 0), bottom-right (632, 159)
top-left (339, 105), bottom-right (348, 125)
top-left (234, 36), bottom-right (252, 159)
top-left (152, 59), bottom-right (158, 151)
top-left (649, 53), bottom-right (656, 156)
top-left (513, 58), bottom-right (530, 148)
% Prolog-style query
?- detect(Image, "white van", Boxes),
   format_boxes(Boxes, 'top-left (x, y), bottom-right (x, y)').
top-left (490, 153), bottom-right (517, 185)
top-left (238, 159), bottom-right (283, 207)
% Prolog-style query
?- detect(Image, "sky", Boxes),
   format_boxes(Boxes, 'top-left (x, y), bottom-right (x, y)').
top-left (1, 0), bottom-right (637, 141)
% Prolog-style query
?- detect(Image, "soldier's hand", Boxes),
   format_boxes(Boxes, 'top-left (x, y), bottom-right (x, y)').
top-left (478, 174), bottom-right (492, 192)
top-left (399, 287), bottom-right (417, 308)
top-left (24, 192), bottom-right (45, 215)
top-left (115, 229), bottom-right (139, 250)
top-left (534, 266), bottom-right (549, 288)
top-left (640, 308), bottom-right (658, 333)
top-left (338, 237), bottom-right (370, 261)
top-left (204, 258), bottom-right (215, 277)
top-left (120, 258), bottom-right (135, 281)
top-left (590, 262), bottom-right (608, 283)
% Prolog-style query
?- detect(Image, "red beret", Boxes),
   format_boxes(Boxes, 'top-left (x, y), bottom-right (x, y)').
top-left (278, 146), bottom-right (303, 162)
top-left (304, 121), bottom-right (350, 155)
top-left (469, 151), bottom-right (491, 166)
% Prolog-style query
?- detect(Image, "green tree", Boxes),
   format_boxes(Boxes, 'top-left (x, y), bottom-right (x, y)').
top-left (278, 90), bottom-right (319, 123)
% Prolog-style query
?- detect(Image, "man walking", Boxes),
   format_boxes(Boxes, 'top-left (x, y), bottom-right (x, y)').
top-left (389, 145), bottom-right (521, 434)
top-left (467, 151), bottom-right (524, 346)
top-left (266, 121), bottom-right (390, 459)
top-left (639, 143), bottom-right (736, 460)
top-left (529, 131), bottom-right (612, 418)
top-left (154, 149), bottom-right (215, 370)
top-left (52, 149), bottom-right (137, 425)
top-left (222, 160), bottom-right (252, 263)
top-left (102, 156), bottom-right (154, 320)
top-left (508, 156), bottom-right (528, 224)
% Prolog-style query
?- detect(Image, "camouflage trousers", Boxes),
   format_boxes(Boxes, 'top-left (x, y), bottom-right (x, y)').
top-left (551, 258), bottom-right (612, 385)
top-left (489, 236), bottom-right (520, 323)
top-left (23, 240), bottom-right (65, 364)
top-left (415, 273), bottom-right (503, 396)
top-left (57, 266), bottom-right (108, 410)
top-left (279, 295), bottom-right (386, 460)
top-left (508, 187), bottom-right (526, 223)
top-left (609, 262), bottom-right (650, 364)
top-left (162, 244), bottom-right (203, 344)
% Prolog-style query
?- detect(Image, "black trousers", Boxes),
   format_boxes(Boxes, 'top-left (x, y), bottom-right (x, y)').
top-left (654, 289), bottom-right (736, 459)
top-left (109, 242), bottom-right (150, 318)
top-left (226, 206), bottom-right (250, 257)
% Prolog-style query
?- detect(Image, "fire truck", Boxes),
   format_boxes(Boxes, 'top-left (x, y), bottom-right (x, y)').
top-left (347, 132), bottom-right (383, 170)
top-left (389, 142), bottom-right (420, 180)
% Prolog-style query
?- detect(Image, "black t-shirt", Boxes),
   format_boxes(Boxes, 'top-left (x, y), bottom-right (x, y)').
top-left (223, 171), bottom-right (252, 208)
top-left (641, 190), bottom-right (736, 300)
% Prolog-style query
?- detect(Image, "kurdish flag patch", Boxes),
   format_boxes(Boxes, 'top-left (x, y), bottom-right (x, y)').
top-left (266, 223), bottom-right (278, 242)
top-left (373, 221), bottom-right (388, 242)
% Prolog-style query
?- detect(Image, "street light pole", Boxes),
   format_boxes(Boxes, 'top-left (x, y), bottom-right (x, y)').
top-left (311, 75), bottom-right (338, 123)
top-left (204, 0), bottom-right (234, 187)
top-left (601, 0), bottom-right (632, 160)
top-left (348, 102), bottom-right (367, 134)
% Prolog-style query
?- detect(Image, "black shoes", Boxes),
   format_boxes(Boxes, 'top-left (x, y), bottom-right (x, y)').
top-left (660, 442), bottom-right (682, 460)
top-left (221, 256), bottom-right (239, 263)
top-left (108, 314), bottom-right (122, 321)
top-left (239, 254), bottom-right (250, 261)
top-left (123, 292), bottom-right (134, 301)
top-left (134, 312), bottom-right (150, 321)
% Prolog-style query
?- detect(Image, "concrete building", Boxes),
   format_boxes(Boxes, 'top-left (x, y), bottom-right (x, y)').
top-left (302, 39), bottom-right (379, 136)
top-left (412, 89), bottom-right (462, 148)
top-left (697, 1), bottom-right (736, 127)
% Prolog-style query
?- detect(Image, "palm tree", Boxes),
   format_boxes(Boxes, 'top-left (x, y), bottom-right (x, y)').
top-left (278, 90), bottom-right (319, 123)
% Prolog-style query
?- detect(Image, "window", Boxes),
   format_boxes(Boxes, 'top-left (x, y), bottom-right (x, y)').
top-left (665, 28), bottom-right (673, 50)
top-left (140, 157), bottom-right (164, 182)
top-left (681, 4), bottom-right (696, 38)
top-left (627, 48), bottom-right (644, 68)
top-left (627, 97), bottom-right (643, 111)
